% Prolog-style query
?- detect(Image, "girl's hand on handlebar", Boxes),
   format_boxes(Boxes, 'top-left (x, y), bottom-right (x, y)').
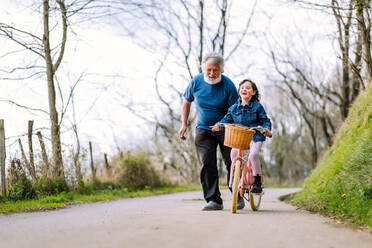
top-left (211, 123), bottom-right (224, 132)
top-left (263, 128), bottom-right (272, 138)
top-left (211, 125), bottom-right (221, 132)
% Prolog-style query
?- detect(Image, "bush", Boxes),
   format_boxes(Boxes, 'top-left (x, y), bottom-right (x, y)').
top-left (114, 152), bottom-right (165, 190)
top-left (8, 176), bottom-right (36, 201)
top-left (33, 177), bottom-right (69, 197)
top-left (78, 178), bottom-right (117, 194)
top-left (39, 192), bottom-right (74, 203)
top-left (75, 179), bottom-right (87, 194)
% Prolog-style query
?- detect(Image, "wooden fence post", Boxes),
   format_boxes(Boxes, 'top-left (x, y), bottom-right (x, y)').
top-left (18, 138), bottom-right (35, 179)
top-left (36, 131), bottom-right (49, 177)
top-left (0, 120), bottom-right (7, 198)
top-left (104, 153), bottom-right (111, 177)
top-left (89, 141), bottom-right (96, 180)
top-left (28, 120), bottom-right (35, 178)
top-left (8, 159), bottom-right (17, 186)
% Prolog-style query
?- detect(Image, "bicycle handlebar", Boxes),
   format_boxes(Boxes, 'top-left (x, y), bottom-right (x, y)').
top-left (211, 124), bottom-right (272, 138)
top-left (250, 126), bottom-right (265, 134)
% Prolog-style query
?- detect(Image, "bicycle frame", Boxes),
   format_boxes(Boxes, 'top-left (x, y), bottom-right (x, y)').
top-left (229, 147), bottom-right (263, 213)
top-left (229, 149), bottom-right (253, 195)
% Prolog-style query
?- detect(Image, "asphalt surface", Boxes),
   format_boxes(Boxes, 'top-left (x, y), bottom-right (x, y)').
top-left (0, 188), bottom-right (371, 248)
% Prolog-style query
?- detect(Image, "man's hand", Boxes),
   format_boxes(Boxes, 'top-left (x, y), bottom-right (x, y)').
top-left (179, 126), bottom-right (187, 140)
top-left (179, 100), bottom-right (191, 141)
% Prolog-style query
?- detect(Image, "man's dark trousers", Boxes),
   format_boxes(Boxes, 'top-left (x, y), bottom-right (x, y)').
top-left (195, 128), bottom-right (232, 205)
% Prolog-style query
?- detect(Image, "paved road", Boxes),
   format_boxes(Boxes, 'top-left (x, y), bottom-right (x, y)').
top-left (0, 188), bottom-right (371, 248)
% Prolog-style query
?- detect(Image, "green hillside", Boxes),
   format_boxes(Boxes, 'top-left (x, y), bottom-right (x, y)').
top-left (292, 84), bottom-right (372, 229)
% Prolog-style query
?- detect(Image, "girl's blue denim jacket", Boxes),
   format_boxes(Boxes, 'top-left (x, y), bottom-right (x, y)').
top-left (219, 100), bottom-right (272, 142)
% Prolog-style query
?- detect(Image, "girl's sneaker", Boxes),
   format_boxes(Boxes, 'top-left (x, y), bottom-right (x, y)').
top-left (251, 175), bottom-right (262, 193)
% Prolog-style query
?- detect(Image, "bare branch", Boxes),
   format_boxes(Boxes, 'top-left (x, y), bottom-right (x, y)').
top-left (0, 71), bottom-right (45, 80)
top-left (59, 72), bottom-right (85, 126)
top-left (225, 0), bottom-right (257, 61)
top-left (0, 23), bottom-right (44, 58)
top-left (0, 66), bottom-right (45, 74)
top-left (53, 0), bottom-right (68, 73)
top-left (0, 99), bottom-right (49, 115)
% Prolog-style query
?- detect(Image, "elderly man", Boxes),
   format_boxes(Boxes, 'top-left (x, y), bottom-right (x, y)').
top-left (179, 52), bottom-right (239, 210)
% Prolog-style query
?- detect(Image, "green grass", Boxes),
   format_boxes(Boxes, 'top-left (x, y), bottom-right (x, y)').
top-left (291, 85), bottom-right (372, 230)
top-left (0, 185), bottom-right (202, 215)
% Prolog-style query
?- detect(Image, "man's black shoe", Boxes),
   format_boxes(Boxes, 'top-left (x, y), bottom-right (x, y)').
top-left (202, 201), bottom-right (223, 211)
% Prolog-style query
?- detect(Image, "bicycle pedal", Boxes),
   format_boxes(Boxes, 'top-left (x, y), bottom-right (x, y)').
top-left (251, 190), bottom-right (264, 195)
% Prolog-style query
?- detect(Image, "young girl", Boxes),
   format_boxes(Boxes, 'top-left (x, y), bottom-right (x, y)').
top-left (213, 79), bottom-right (272, 194)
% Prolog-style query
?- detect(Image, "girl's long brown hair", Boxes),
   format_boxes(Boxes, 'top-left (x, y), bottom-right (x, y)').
top-left (238, 79), bottom-right (260, 102)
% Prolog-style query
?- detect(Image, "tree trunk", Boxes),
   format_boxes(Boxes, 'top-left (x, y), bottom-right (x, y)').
top-left (197, 0), bottom-right (204, 73)
top-left (359, 9), bottom-right (372, 80)
top-left (277, 157), bottom-right (284, 184)
top-left (43, 0), bottom-right (64, 178)
top-left (341, 21), bottom-right (351, 120)
top-left (351, 14), bottom-right (363, 102)
top-left (332, 0), bottom-right (353, 120)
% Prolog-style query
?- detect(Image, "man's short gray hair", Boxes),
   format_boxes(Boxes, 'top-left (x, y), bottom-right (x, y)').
top-left (203, 52), bottom-right (224, 72)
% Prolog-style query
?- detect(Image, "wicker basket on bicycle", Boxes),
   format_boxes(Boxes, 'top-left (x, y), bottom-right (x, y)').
top-left (223, 124), bottom-right (255, 150)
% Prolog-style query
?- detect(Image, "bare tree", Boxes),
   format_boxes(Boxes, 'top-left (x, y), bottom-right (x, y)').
top-left (293, 0), bottom-right (371, 108)
top-left (264, 0), bottom-right (370, 173)
top-left (42, 0), bottom-right (66, 177)
top-left (0, 0), bottom-right (100, 179)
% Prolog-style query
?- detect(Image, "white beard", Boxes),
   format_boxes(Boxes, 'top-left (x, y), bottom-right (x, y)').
top-left (204, 74), bottom-right (222, 85)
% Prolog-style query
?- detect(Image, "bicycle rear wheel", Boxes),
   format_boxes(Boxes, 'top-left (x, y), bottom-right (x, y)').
top-left (231, 160), bottom-right (242, 213)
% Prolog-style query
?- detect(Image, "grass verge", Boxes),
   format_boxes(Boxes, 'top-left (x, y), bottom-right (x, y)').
top-left (0, 185), bottom-right (202, 215)
top-left (290, 85), bottom-right (372, 231)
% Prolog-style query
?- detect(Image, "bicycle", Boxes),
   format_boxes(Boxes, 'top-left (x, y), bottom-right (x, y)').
top-left (213, 123), bottom-right (270, 213)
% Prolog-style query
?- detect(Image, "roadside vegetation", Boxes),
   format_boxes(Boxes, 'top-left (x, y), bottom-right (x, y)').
top-left (291, 85), bottom-right (372, 230)
top-left (0, 151), bottom-right (201, 214)
top-left (0, 185), bottom-right (201, 215)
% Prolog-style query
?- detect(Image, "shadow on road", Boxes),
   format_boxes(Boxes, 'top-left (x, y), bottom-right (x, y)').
top-left (231, 209), bottom-right (299, 215)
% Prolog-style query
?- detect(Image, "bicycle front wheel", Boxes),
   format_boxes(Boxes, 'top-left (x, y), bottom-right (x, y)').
top-left (231, 160), bottom-right (241, 214)
top-left (249, 191), bottom-right (262, 211)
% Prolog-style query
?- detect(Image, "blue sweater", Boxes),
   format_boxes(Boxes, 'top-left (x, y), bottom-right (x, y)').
top-left (183, 73), bottom-right (238, 130)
